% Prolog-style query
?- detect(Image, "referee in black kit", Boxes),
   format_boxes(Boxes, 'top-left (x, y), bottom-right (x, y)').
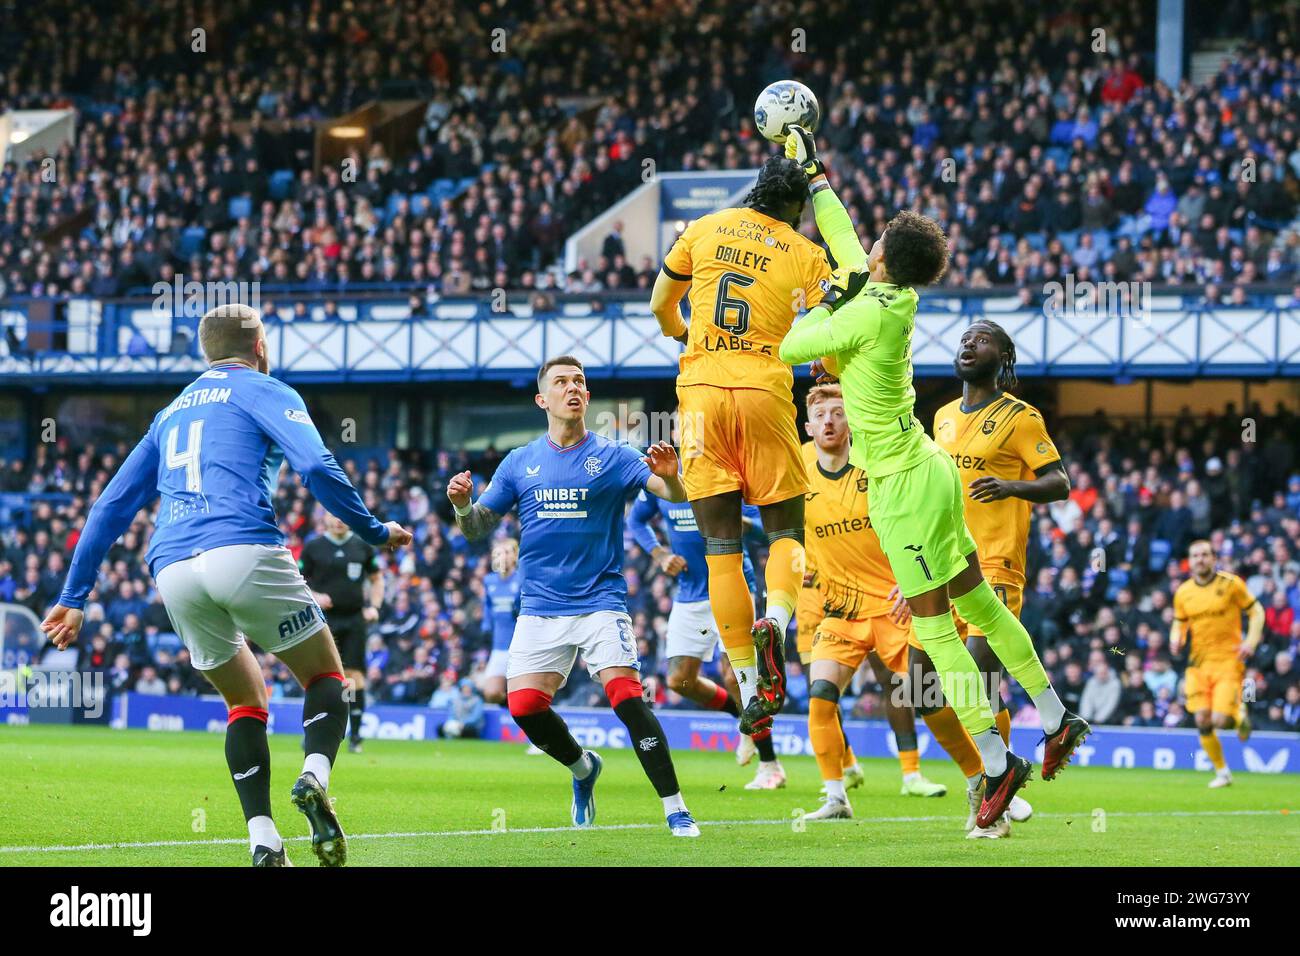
top-left (300, 513), bottom-right (384, 754)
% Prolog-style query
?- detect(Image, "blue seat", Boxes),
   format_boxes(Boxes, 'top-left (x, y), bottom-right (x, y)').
top-left (227, 196), bottom-right (253, 221)
top-left (148, 631), bottom-right (184, 655)
top-left (269, 169), bottom-right (295, 201)
top-left (178, 226), bottom-right (207, 259)
top-left (1148, 538), bottom-right (1172, 573)
top-left (1105, 566), bottom-right (1130, 600)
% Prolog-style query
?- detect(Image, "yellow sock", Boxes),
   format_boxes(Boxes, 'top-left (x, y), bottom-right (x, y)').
top-left (764, 536), bottom-right (805, 629)
top-left (835, 706), bottom-right (856, 768)
top-left (899, 749), bottom-right (921, 775)
top-left (995, 708), bottom-right (1011, 746)
top-left (705, 552), bottom-right (756, 668)
top-left (809, 697), bottom-right (844, 782)
top-left (922, 705), bottom-right (985, 779)
top-left (1201, 732), bottom-right (1226, 771)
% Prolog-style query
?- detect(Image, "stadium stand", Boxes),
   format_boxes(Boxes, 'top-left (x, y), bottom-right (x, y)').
top-left (3, 0), bottom-right (1300, 303)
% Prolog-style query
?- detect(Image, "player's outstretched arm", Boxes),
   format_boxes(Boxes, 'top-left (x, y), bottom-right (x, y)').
top-left (253, 383), bottom-right (393, 546)
top-left (447, 470), bottom-right (506, 540)
top-left (642, 441), bottom-right (687, 502)
top-left (779, 265), bottom-right (875, 367)
top-left (44, 432), bottom-right (161, 646)
top-left (786, 125), bottom-right (868, 270)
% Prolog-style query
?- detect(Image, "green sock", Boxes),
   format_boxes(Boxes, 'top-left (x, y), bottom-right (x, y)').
top-left (910, 612), bottom-right (995, 736)
top-left (952, 580), bottom-right (1050, 698)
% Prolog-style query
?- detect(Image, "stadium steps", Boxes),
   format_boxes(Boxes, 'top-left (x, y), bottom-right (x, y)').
top-left (1190, 39), bottom-right (1241, 87)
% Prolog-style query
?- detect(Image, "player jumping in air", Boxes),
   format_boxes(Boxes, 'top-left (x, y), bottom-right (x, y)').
top-left (1171, 540), bottom-right (1265, 788)
top-left (777, 127), bottom-right (1090, 828)
top-left (629, 481), bottom-right (788, 789)
top-left (481, 537), bottom-right (522, 705)
top-left (933, 319), bottom-right (1074, 825)
top-left (650, 156), bottom-right (833, 741)
top-left (446, 356), bottom-right (700, 836)
top-left (796, 385), bottom-right (988, 827)
top-left (41, 304), bottom-right (413, 867)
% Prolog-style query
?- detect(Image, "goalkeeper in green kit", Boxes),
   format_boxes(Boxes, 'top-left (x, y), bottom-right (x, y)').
top-left (777, 126), bottom-right (1090, 829)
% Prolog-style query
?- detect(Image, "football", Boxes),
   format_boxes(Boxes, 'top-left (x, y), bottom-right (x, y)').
top-left (753, 79), bottom-right (821, 144)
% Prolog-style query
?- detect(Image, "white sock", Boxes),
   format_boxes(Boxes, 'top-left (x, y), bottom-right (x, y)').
top-left (662, 792), bottom-right (687, 815)
top-left (967, 773), bottom-right (983, 791)
top-left (248, 815), bottom-right (281, 853)
top-left (975, 728), bottom-right (1008, 777)
top-left (759, 759), bottom-right (782, 771)
top-left (1033, 687), bottom-right (1067, 734)
top-left (567, 751), bottom-right (594, 780)
top-left (767, 605), bottom-right (792, 634)
top-left (303, 753), bottom-right (331, 790)
top-left (824, 778), bottom-right (847, 801)
top-left (734, 664), bottom-right (760, 705)
top-left (903, 770), bottom-right (923, 784)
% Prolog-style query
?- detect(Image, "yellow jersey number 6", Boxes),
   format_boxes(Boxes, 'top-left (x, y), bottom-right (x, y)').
top-left (713, 271), bottom-right (755, 336)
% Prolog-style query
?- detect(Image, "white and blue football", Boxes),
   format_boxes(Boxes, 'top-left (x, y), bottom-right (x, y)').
top-left (753, 80), bottom-right (821, 144)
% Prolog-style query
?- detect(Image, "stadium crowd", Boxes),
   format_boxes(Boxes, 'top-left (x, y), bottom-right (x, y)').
top-left (2, 401), bottom-right (1299, 734)
top-left (4, 0), bottom-right (1300, 307)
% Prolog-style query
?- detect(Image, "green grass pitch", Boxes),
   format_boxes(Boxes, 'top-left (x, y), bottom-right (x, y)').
top-left (1, 725), bottom-right (1296, 866)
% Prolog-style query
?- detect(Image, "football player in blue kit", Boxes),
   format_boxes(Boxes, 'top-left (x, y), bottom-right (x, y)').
top-left (447, 355), bottom-right (701, 837)
top-left (481, 537), bottom-right (522, 704)
top-left (42, 304), bottom-right (413, 867)
top-left (628, 492), bottom-right (788, 789)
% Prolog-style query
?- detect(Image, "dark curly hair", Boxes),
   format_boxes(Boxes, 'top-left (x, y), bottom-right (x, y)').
top-left (881, 210), bottom-right (949, 287)
top-left (743, 157), bottom-right (809, 222)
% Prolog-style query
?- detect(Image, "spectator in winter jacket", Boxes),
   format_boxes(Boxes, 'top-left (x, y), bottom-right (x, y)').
top-left (1080, 653), bottom-right (1121, 724)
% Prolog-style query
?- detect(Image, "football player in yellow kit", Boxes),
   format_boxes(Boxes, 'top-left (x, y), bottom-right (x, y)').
top-left (933, 320), bottom-right (1071, 826)
top-left (651, 157), bottom-right (832, 743)
top-left (1172, 540), bottom-right (1265, 788)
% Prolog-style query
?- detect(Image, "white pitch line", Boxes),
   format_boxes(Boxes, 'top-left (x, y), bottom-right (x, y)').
top-left (0, 809), bottom-right (1293, 856)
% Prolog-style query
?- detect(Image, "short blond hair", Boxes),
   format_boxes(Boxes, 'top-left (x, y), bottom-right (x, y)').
top-left (805, 383), bottom-right (843, 411)
top-left (198, 303), bottom-right (261, 363)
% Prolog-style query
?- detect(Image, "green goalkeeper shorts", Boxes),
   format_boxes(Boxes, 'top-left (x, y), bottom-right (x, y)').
top-left (869, 448), bottom-right (979, 599)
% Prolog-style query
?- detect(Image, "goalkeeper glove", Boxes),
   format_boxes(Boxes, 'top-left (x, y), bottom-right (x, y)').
top-left (820, 264), bottom-right (870, 313)
top-left (784, 124), bottom-right (825, 179)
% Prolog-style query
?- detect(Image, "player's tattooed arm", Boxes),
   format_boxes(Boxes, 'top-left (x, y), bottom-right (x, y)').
top-left (456, 503), bottom-right (504, 541)
top-left (447, 470), bottom-right (506, 541)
